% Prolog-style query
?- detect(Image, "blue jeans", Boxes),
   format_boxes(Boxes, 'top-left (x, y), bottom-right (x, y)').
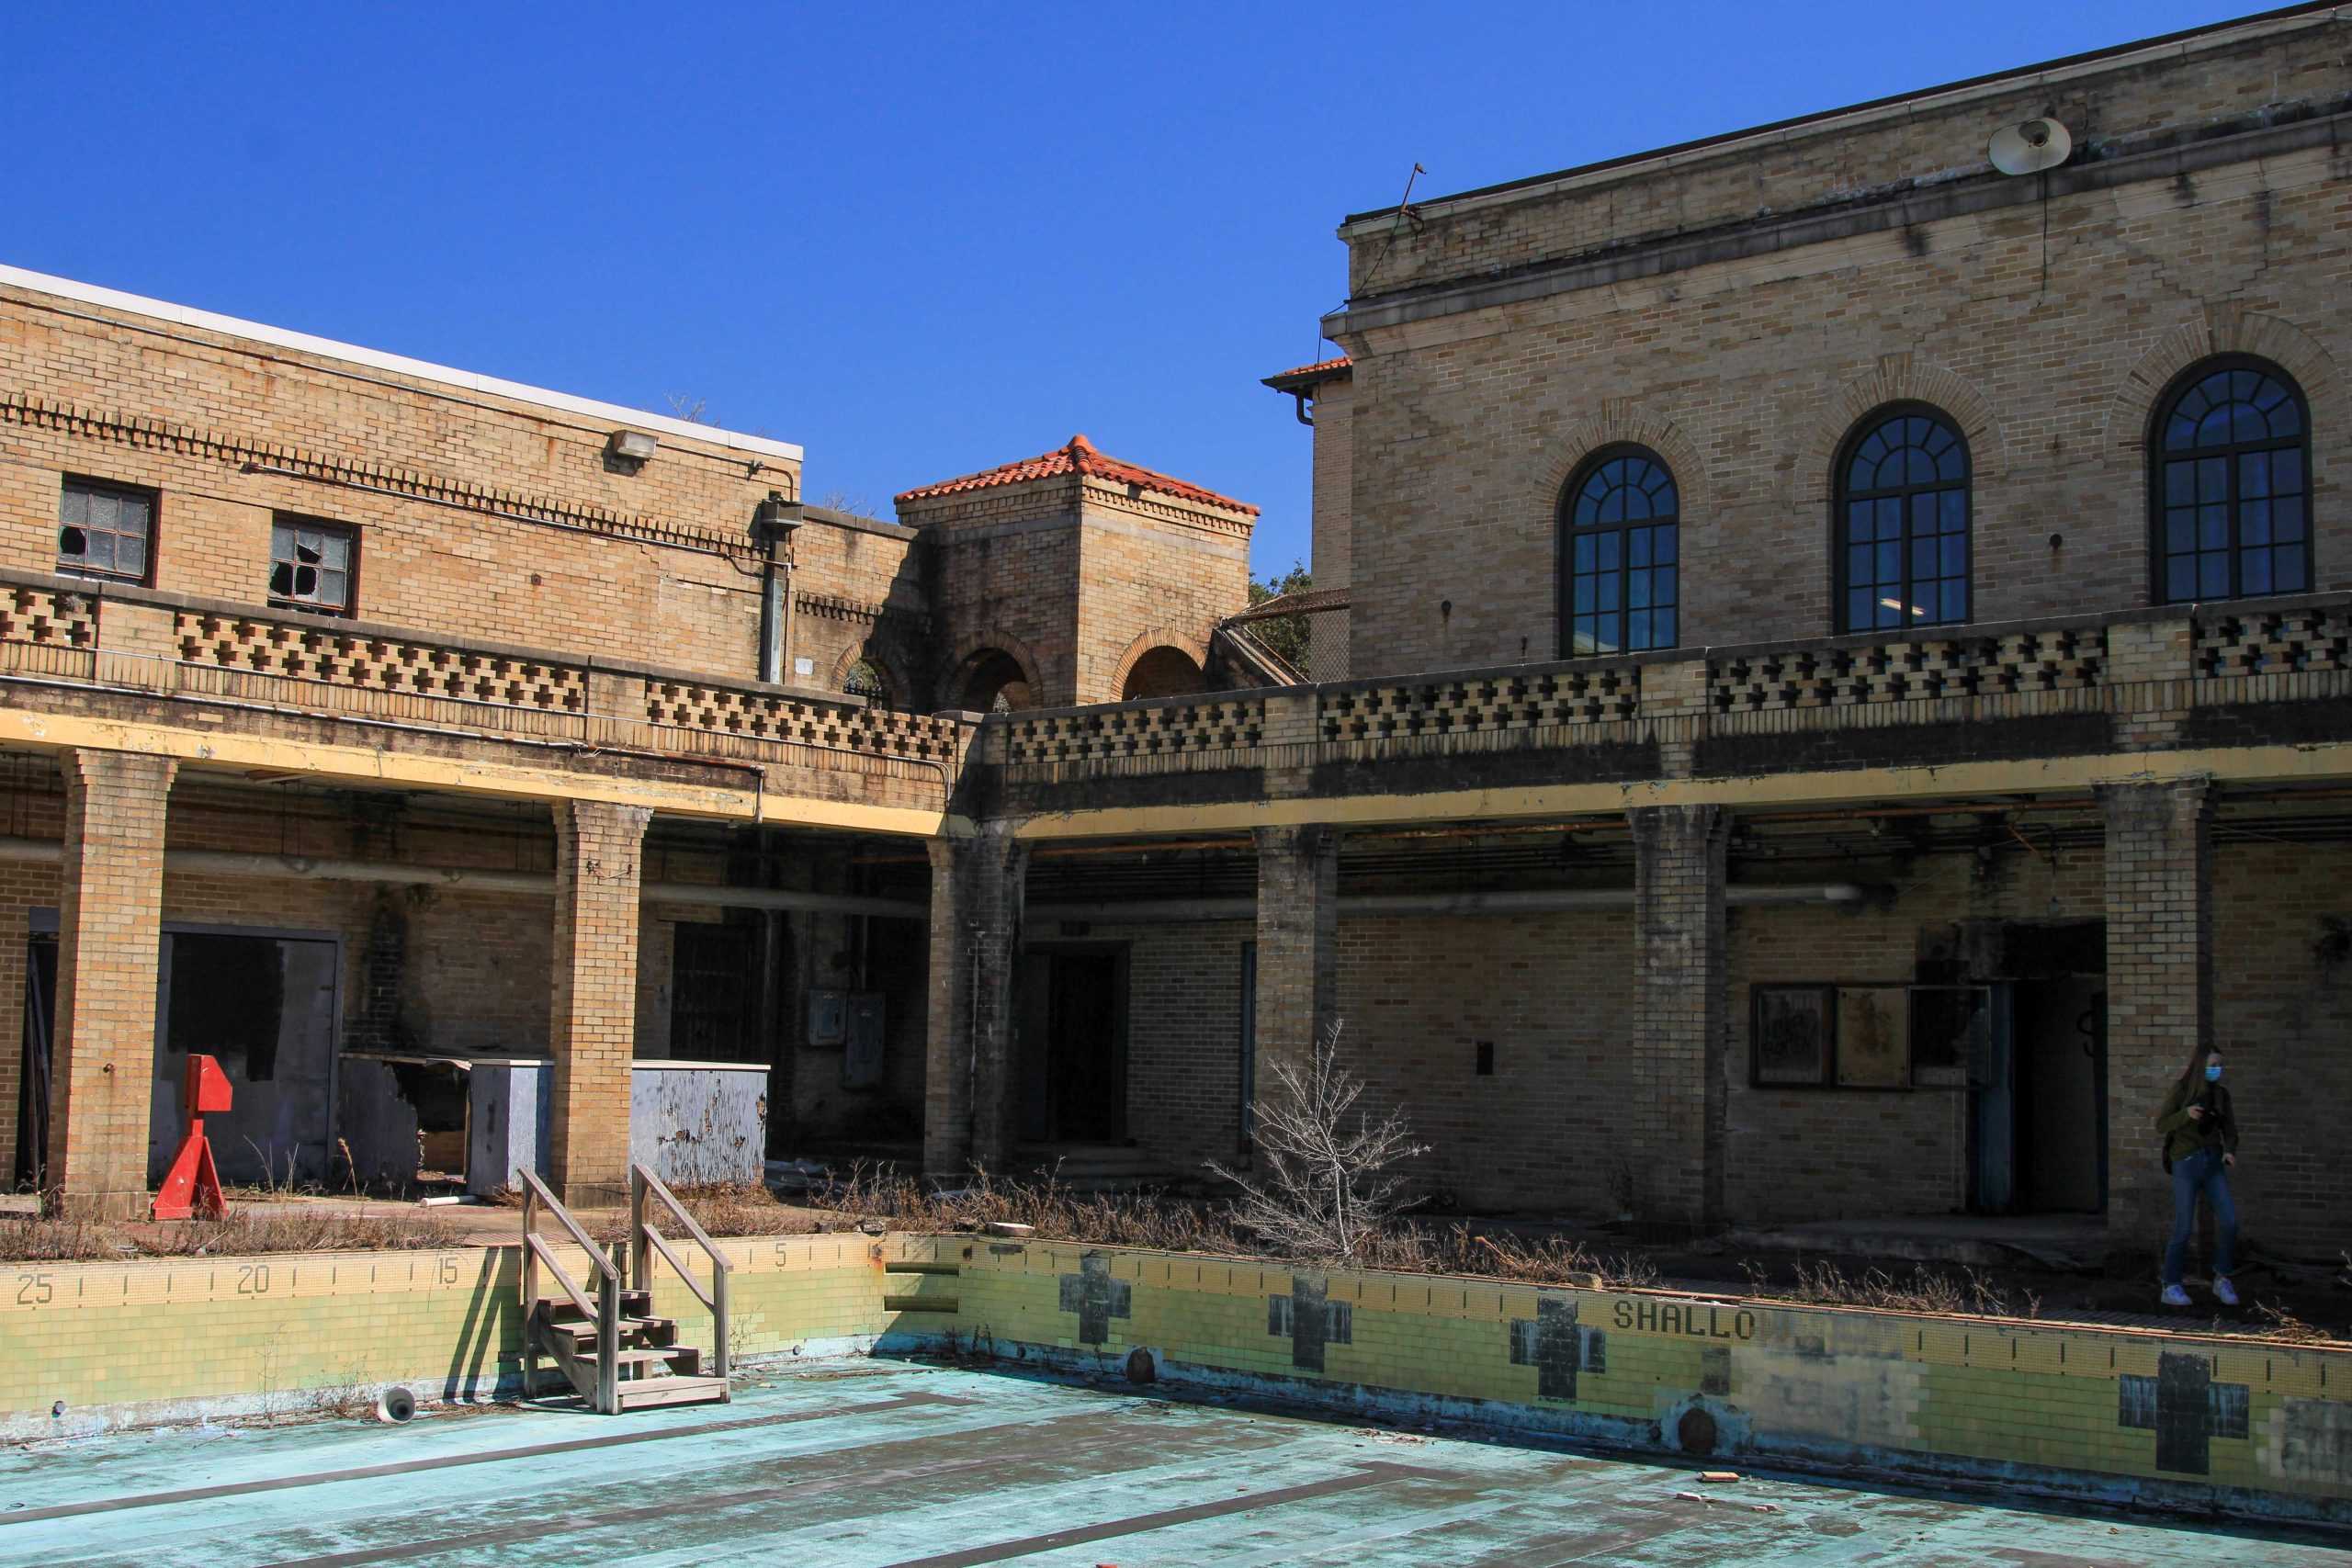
top-left (2163, 1148), bottom-right (2237, 1285)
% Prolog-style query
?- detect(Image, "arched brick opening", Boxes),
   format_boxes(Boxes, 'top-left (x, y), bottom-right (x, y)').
top-left (943, 633), bottom-right (1045, 713)
top-left (1110, 628), bottom-right (1210, 702)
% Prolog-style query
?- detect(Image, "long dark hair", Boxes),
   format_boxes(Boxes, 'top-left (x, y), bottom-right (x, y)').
top-left (2158, 1043), bottom-right (2219, 1121)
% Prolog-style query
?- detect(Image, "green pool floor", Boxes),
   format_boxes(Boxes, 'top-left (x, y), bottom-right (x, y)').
top-left (1, 1359), bottom-right (2344, 1565)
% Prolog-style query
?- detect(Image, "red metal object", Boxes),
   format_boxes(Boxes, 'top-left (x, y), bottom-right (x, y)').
top-left (152, 1055), bottom-right (231, 1221)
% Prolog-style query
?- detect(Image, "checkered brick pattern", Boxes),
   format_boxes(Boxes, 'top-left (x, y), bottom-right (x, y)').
top-left (0, 585), bottom-right (96, 649)
top-left (1710, 629), bottom-right (2105, 715)
top-left (2193, 607), bottom-right (2352, 678)
top-left (174, 611), bottom-right (586, 712)
top-left (644, 680), bottom-right (963, 762)
top-left (1319, 666), bottom-right (1636, 744)
top-left (1003, 696), bottom-right (1266, 766)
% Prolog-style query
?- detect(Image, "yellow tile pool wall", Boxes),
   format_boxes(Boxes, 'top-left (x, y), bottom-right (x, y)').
top-left (0, 1234), bottom-right (899, 1436)
top-left (933, 1240), bottom-right (2352, 1514)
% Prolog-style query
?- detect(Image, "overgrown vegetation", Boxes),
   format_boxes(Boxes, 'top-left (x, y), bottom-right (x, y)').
top-left (1742, 1258), bottom-right (2041, 1319)
top-left (0, 1207), bottom-right (462, 1261)
top-left (1246, 559), bottom-right (1313, 670)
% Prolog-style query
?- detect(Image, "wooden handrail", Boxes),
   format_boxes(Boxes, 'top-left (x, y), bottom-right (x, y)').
top-left (640, 1223), bottom-right (715, 1313)
top-left (630, 1164), bottom-right (733, 1382)
top-left (516, 1168), bottom-right (618, 1283)
top-left (525, 1233), bottom-right (599, 1322)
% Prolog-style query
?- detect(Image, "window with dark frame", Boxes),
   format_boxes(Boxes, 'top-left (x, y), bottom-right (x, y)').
top-left (268, 517), bottom-right (356, 616)
top-left (1836, 407), bottom-right (1970, 633)
top-left (2153, 358), bottom-right (2311, 604)
top-left (57, 478), bottom-right (155, 584)
top-left (1559, 445), bottom-right (1679, 656)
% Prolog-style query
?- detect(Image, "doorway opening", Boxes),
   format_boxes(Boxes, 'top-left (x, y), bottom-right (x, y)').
top-left (1014, 944), bottom-right (1130, 1145)
top-left (1949, 919), bottom-right (2107, 1217)
top-left (14, 926), bottom-right (341, 1194)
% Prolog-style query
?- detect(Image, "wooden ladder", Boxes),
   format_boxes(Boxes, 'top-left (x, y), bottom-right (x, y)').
top-left (517, 1166), bottom-right (733, 1414)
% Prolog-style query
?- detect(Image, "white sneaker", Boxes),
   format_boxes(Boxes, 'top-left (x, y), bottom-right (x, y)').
top-left (2160, 1284), bottom-right (2192, 1307)
top-left (2213, 1278), bottom-right (2240, 1307)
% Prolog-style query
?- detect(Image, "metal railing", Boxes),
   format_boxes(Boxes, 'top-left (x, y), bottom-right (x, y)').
top-left (629, 1162), bottom-right (734, 1383)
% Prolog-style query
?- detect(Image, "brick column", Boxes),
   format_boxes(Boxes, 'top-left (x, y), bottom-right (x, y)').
top-left (922, 824), bottom-right (1028, 1179)
top-left (2100, 779), bottom-right (2212, 1240)
top-left (548, 799), bottom-right (650, 1210)
top-left (1629, 804), bottom-right (1728, 1231)
top-left (1250, 825), bottom-right (1340, 1130)
top-left (45, 749), bottom-right (176, 1220)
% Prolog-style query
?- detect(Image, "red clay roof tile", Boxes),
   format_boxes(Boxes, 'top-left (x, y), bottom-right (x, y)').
top-left (895, 434), bottom-right (1258, 516)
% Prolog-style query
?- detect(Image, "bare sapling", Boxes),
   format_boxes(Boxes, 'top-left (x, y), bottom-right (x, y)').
top-left (1208, 1022), bottom-right (1429, 1264)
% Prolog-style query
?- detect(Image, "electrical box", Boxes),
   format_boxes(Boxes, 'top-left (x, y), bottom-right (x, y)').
top-left (807, 988), bottom-right (847, 1046)
top-left (842, 993), bottom-right (886, 1089)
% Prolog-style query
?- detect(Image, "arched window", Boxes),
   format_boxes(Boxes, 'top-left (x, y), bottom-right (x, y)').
top-left (1836, 406), bottom-right (1970, 633)
top-left (2153, 358), bottom-right (2310, 603)
top-left (842, 657), bottom-right (891, 705)
top-left (1559, 446), bottom-right (1679, 656)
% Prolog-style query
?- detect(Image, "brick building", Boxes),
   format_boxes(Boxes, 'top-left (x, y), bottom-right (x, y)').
top-left (0, 263), bottom-right (1250, 1215)
top-left (5, 6), bottom-right (2349, 1275)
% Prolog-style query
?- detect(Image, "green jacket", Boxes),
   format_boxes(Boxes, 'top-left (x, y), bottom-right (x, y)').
top-left (2157, 1076), bottom-right (2238, 1168)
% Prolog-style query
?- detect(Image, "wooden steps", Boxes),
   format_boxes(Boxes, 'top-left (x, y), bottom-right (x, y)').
top-left (517, 1167), bottom-right (735, 1415)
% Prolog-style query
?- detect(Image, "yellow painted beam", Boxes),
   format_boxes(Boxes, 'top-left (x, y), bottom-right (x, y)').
top-left (1007, 742), bottom-right (2352, 839)
top-left (0, 706), bottom-right (962, 839)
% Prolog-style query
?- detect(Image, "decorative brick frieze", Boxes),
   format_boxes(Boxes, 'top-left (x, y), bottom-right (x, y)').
top-left (1002, 696), bottom-right (1266, 767)
top-left (1709, 628), bottom-right (2105, 715)
top-left (175, 610), bottom-right (588, 713)
top-left (0, 388), bottom-right (761, 561)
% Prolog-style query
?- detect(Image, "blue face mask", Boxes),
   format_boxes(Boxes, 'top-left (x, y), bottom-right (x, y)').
top-left (2205, 1063), bottom-right (2223, 1082)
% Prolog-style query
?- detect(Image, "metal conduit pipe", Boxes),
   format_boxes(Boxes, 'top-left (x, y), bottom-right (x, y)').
top-left (0, 837), bottom-right (927, 920)
top-left (1025, 883), bottom-right (1872, 924)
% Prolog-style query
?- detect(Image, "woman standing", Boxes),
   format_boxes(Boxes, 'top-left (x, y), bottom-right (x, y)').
top-left (2154, 1045), bottom-right (2240, 1309)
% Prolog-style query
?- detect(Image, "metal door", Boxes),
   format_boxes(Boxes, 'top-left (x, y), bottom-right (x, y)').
top-left (1971, 982), bottom-right (2018, 1213)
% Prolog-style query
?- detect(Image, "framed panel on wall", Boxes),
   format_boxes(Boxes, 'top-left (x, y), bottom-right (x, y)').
top-left (1750, 985), bottom-right (1834, 1087)
top-left (1834, 987), bottom-right (1911, 1089)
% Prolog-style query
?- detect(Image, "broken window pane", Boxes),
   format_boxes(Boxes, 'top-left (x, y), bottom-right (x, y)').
top-left (269, 516), bottom-right (357, 615)
top-left (57, 479), bottom-right (154, 583)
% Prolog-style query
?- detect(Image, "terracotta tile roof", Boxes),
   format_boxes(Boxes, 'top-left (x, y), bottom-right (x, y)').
top-left (1261, 355), bottom-right (1352, 392)
top-left (895, 434), bottom-right (1258, 516)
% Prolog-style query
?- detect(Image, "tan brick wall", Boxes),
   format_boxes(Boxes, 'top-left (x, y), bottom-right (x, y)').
top-left (922, 827), bottom-right (1026, 1175)
top-left (547, 800), bottom-right (650, 1207)
top-left (1309, 375), bottom-right (1353, 678)
top-left (1074, 498), bottom-right (1249, 704)
top-left (2102, 780), bottom-right (2213, 1238)
top-left (1332, 30), bottom-right (2352, 676)
top-left (1631, 806), bottom-right (1728, 1227)
top-left (46, 748), bottom-right (175, 1219)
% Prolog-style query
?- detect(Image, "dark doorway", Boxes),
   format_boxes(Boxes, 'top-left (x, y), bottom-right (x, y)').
top-left (671, 920), bottom-right (759, 1062)
top-left (151, 931), bottom-right (340, 1189)
top-left (14, 935), bottom-right (57, 1190)
top-left (1015, 945), bottom-right (1129, 1145)
top-left (2014, 976), bottom-right (2108, 1213)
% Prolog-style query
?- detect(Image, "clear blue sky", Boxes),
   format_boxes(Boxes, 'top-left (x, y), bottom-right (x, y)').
top-left (5, 2), bottom-right (2259, 579)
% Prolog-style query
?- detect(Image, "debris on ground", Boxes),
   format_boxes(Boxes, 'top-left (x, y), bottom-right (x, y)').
top-left (1346, 1427), bottom-right (1429, 1444)
top-left (1700, 1470), bottom-right (1743, 1483)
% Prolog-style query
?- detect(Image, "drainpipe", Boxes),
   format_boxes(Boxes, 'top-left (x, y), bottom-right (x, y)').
top-left (1023, 883), bottom-right (1874, 925)
top-left (752, 492), bottom-right (805, 684)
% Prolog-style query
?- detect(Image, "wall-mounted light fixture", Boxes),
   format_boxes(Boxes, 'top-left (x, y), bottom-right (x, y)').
top-left (606, 429), bottom-right (660, 468)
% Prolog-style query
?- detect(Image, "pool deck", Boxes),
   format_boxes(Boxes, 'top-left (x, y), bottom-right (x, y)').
top-left (3, 1359), bottom-right (2345, 1566)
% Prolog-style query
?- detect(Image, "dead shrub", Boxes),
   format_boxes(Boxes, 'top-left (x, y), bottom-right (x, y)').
top-left (1205, 1022), bottom-right (1428, 1264)
top-left (1739, 1258), bottom-right (2038, 1319)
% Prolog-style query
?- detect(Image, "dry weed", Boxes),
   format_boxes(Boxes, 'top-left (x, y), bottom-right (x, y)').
top-left (0, 1207), bottom-right (461, 1261)
top-left (1739, 1258), bottom-right (2039, 1318)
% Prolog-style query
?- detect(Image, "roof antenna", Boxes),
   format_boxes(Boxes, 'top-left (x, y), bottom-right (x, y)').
top-left (1356, 162), bottom-right (1430, 300)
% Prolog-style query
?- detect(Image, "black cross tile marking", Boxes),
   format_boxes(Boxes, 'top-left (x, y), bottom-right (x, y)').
top-left (2154, 1351), bottom-right (2212, 1476)
top-left (1508, 1296), bottom-right (1583, 1401)
top-left (1056, 1252), bottom-right (1132, 1347)
top-left (1266, 1273), bottom-right (1349, 1371)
